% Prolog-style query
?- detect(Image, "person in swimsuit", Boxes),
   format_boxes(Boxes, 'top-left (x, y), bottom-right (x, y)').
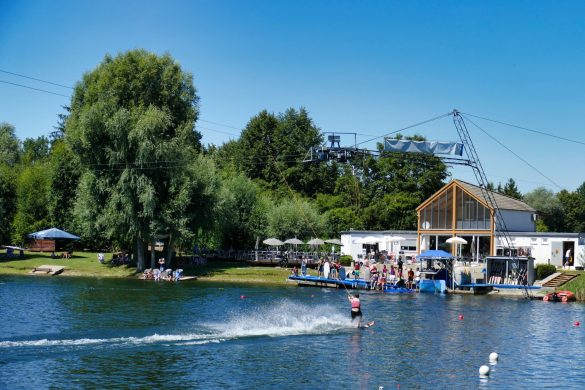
top-left (348, 293), bottom-right (362, 327)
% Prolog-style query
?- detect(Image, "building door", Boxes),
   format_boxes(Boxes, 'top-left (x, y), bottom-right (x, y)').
top-left (563, 241), bottom-right (575, 266)
top-left (550, 241), bottom-right (563, 266)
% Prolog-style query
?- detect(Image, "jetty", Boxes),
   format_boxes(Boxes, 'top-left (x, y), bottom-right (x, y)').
top-left (288, 275), bottom-right (414, 293)
top-left (31, 265), bottom-right (65, 275)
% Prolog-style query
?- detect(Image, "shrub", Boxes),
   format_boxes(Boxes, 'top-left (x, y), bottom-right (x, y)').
top-left (339, 255), bottom-right (353, 266)
top-left (536, 264), bottom-right (557, 280)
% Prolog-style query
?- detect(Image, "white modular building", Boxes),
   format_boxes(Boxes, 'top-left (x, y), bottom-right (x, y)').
top-left (341, 179), bottom-right (585, 268)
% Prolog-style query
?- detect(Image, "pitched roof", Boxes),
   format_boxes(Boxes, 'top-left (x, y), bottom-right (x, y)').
top-left (454, 180), bottom-right (535, 212)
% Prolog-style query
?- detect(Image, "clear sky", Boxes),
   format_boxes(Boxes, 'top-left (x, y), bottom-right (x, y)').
top-left (1, 0), bottom-right (584, 194)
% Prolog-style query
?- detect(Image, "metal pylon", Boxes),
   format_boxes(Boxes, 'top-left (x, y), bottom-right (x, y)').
top-left (452, 110), bottom-right (530, 298)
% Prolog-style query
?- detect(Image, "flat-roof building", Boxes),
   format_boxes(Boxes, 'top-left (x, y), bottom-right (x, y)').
top-left (341, 179), bottom-right (584, 268)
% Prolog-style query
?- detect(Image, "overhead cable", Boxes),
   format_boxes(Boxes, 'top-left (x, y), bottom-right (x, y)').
top-left (0, 79), bottom-right (70, 98)
top-left (463, 112), bottom-right (585, 147)
top-left (0, 69), bottom-right (74, 89)
top-left (463, 115), bottom-right (563, 190)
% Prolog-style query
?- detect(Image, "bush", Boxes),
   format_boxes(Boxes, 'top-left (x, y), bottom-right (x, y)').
top-left (339, 255), bottom-right (353, 266)
top-left (536, 264), bottom-right (557, 280)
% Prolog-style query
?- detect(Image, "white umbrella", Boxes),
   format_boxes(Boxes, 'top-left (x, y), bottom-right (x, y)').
top-left (385, 236), bottom-right (406, 257)
top-left (284, 238), bottom-right (304, 245)
top-left (263, 238), bottom-right (284, 246)
top-left (446, 237), bottom-right (467, 244)
top-left (420, 236), bottom-right (428, 252)
top-left (447, 236), bottom-right (467, 258)
top-left (307, 238), bottom-right (325, 246)
top-left (324, 238), bottom-right (343, 245)
top-left (355, 236), bottom-right (381, 245)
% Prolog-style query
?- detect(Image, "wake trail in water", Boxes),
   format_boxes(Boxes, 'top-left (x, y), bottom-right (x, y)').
top-left (0, 299), bottom-right (353, 350)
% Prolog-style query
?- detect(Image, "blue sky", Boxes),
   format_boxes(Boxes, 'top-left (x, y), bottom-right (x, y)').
top-left (1, 0), bottom-right (584, 193)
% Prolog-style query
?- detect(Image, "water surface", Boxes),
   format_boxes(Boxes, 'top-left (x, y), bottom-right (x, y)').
top-left (1, 276), bottom-right (584, 389)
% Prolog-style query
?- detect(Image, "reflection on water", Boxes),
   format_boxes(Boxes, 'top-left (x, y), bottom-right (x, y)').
top-left (1, 276), bottom-right (585, 389)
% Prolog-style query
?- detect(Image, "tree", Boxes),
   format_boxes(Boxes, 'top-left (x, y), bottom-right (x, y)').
top-left (357, 135), bottom-right (449, 230)
top-left (12, 165), bottom-right (51, 244)
top-left (558, 188), bottom-right (585, 233)
top-left (47, 140), bottom-right (82, 232)
top-left (66, 49), bottom-right (210, 270)
top-left (0, 122), bottom-right (20, 166)
top-left (523, 187), bottom-right (564, 232)
top-left (232, 108), bottom-right (334, 197)
top-left (0, 165), bottom-right (17, 244)
top-left (21, 136), bottom-right (50, 165)
top-left (266, 198), bottom-right (326, 240)
top-left (502, 178), bottom-right (522, 200)
top-left (216, 175), bottom-right (268, 249)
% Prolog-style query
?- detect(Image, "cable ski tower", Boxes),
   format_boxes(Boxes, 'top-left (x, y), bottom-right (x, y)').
top-left (452, 110), bottom-right (530, 298)
top-left (303, 132), bottom-right (374, 163)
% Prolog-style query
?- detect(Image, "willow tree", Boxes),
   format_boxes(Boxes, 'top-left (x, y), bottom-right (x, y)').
top-left (66, 49), bottom-right (217, 270)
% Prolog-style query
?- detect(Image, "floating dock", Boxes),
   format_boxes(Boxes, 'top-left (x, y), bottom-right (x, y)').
top-left (288, 275), bottom-right (414, 293)
top-left (31, 265), bottom-right (65, 276)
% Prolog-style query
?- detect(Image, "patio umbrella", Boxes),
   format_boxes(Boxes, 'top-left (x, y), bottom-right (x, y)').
top-left (306, 238), bottom-right (325, 246)
top-left (355, 236), bottom-right (380, 245)
top-left (385, 236), bottom-right (405, 257)
top-left (446, 237), bottom-right (467, 245)
top-left (263, 238), bottom-right (284, 246)
top-left (324, 238), bottom-right (343, 246)
top-left (28, 227), bottom-right (80, 240)
top-left (446, 236), bottom-right (467, 257)
top-left (284, 238), bottom-right (304, 255)
top-left (284, 238), bottom-right (304, 245)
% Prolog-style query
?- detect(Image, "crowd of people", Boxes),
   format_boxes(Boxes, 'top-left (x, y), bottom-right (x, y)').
top-left (142, 258), bottom-right (183, 281)
top-left (291, 255), bottom-right (422, 290)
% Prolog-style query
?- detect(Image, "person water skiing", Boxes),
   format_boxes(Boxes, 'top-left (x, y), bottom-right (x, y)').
top-left (348, 293), bottom-right (362, 327)
top-left (347, 293), bottom-right (374, 328)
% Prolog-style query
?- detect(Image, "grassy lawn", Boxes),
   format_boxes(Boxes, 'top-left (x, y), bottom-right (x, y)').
top-left (0, 251), bottom-right (139, 278)
top-left (559, 272), bottom-right (585, 300)
top-left (0, 251), bottom-right (294, 285)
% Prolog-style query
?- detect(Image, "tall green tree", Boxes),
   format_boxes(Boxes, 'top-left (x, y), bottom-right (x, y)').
top-left (0, 122), bottom-right (19, 244)
top-left (0, 165), bottom-right (17, 244)
top-left (523, 187), bottom-right (565, 232)
top-left (21, 136), bottom-right (50, 165)
top-left (47, 140), bottom-right (82, 231)
top-left (233, 108), bottom-right (334, 197)
top-left (358, 135), bottom-right (449, 230)
top-left (216, 175), bottom-right (268, 249)
top-left (266, 198), bottom-right (326, 240)
top-left (0, 122), bottom-right (20, 166)
top-left (66, 49), bottom-right (212, 270)
top-left (12, 165), bottom-right (51, 244)
top-left (502, 178), bottom-right (522, 200)
top-left (558, 187), bottom-right (585, 233)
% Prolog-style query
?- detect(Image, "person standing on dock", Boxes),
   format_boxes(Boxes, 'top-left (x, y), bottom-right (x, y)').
top-left (348, 293), bottom-right (362, 327)
top-left (301, 258), bottom-right (307, 276)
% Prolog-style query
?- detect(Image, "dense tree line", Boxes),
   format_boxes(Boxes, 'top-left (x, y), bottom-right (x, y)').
top-left (1, 49), bottom-right (583, 269)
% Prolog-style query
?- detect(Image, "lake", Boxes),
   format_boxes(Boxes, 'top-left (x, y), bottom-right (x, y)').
top-left (1, 275), bottom-right (584, 389)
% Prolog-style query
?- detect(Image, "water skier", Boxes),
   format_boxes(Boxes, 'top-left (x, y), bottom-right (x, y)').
top-left (348, 293), bottom-right (362, 327)
top-left (348, 293), bottom-right (374, 328)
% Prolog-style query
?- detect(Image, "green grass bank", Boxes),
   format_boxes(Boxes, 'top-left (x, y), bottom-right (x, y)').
top-left (0, 251), bottom-right (292, 285)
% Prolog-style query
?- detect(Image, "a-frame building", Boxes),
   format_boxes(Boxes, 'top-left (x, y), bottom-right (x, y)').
top-left (416, 179), bottom-right (536, 259)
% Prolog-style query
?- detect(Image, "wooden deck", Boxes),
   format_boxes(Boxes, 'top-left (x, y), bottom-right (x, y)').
top-left (31, 265), bottom-right (65, 275)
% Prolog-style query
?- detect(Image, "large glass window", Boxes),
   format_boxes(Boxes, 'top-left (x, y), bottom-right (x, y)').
top-left (455, 188), bottom-right (490, 230)
top-left (419, 188), bottom-right (453, 230)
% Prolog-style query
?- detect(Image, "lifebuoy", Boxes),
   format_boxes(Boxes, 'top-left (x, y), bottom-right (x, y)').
top-left (543, 295), bottom-right (549, 302)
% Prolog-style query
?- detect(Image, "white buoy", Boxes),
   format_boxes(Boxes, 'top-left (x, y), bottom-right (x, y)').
top-left (479, 365), bottom-right (490, 377)
top-left (489, 352), bottom-right (499, 362)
